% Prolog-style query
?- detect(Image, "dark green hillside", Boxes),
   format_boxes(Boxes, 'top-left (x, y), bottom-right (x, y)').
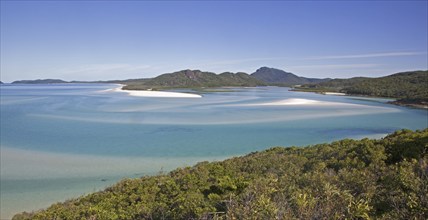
top-left (251, 67), bottom-right (330, 86)
top-left (123, 69), bottom-right (265, 90)
top-left (14, 129), bottom-right (428, 219)
top-left (297, 70), bottom-right (428, 106)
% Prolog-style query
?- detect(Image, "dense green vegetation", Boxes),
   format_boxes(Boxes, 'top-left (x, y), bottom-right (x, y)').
top-left (122, 69), bottom-right (265, 90)
top-left (122, 67), bottom-right (333, 90)
top-left (251, 67), bottom-right (330, 86)
top-left (14, 129), bottom-right (428, 219)
top-left (297, 70), bottom-right (428, 106)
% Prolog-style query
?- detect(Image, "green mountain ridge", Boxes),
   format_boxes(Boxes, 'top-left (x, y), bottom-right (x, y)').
top-left (122, 69), bottom-right (266, 90)
top-left (13, 129), bottom-right (428, 219)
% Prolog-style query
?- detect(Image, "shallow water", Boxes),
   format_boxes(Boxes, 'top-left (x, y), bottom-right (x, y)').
top-left (1, 84), bottom-right (426, 218)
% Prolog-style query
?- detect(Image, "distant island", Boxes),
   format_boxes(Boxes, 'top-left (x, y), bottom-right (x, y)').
top-left (9, 67), bottom-right (428, 108)
top-left (294, 70), bottom-right (428, 108)
top-left (12, 79), bottom-right (67, 84)
top-left (13, 129), bottom-right (428, 219)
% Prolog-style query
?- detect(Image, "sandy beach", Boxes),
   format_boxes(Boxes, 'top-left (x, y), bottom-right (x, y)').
top-left (243, 98), bottom-right (346, 106)
top-left (259, 98), bottom-right (323, 105)
top-left (323, 92), bottom-right (346, 96)
top-left (110, 86), bottom-right (202, 98)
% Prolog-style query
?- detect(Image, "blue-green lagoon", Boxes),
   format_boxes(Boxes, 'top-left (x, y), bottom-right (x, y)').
top-left (1, 84), bottom-right (427, 218)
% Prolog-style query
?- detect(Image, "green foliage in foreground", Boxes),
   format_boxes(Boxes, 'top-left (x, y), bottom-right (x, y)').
top-left (14, 129), bottom-right (428, 220)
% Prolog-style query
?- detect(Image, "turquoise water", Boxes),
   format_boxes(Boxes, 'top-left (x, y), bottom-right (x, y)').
top-left (1, 84), bottom-right (427, 218)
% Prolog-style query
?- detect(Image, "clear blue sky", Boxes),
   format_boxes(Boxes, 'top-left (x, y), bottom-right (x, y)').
top-left (1, 1), bottom-right (427, 82)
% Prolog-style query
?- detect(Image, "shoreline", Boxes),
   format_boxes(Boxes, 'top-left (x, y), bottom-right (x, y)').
top-left (111, 86), bottom-right (202, 98)
top-left (290, 89), bottom-right (428, 110)
top-left (1, 146), bottom-right (226, 219)
top-left (243, 98), bottom-right (337, 106)
top-left (388, 100), bottom-right (428, 109)
top-left (323, 92), bottom-right (346, 96)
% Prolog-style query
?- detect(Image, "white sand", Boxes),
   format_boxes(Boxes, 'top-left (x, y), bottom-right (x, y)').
top-left (110, 87), bottom-right (202, 98)
top-left (245, 98), bottom-right (335, 106)
top-left (263, 98), bottom-right (322, 105)
top-left (324, 92), bottom-right (346, 96)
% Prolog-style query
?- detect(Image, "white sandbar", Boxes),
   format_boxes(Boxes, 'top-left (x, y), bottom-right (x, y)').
top-left (242, 98), bottom-right (377, 108)
top-left (111, 87), bottom-right (202, 98)
top-left (247, 98), bottom-right (328, 106)
top-left (323, 92), bottom-right (346, 96)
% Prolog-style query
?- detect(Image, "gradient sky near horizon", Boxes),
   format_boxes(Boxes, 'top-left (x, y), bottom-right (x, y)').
top-left (1, 1), bottom-right (427, 82)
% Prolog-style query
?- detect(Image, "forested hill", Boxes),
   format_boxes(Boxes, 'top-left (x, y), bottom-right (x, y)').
top-left (122, 69), bottom-right (265, 90)
top-left (251, 67), bottom-right (330, 86)
top-left (14, 129), bottom-right (428, 220)
top-left (297, 70), bottom-right (428, 105)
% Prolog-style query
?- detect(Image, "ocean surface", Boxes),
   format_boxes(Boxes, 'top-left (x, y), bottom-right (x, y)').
top-left (1, 84), bottom-right (427, 218)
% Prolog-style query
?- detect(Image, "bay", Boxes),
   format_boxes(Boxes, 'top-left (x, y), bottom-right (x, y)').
top-left (0, 84), bottom-right (426, 218)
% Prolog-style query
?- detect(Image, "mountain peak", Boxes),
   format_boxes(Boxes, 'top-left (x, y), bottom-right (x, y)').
top-left (251, 67), bottom-right (328, 85)
top-left (257, 66), bottom-right (285, 71)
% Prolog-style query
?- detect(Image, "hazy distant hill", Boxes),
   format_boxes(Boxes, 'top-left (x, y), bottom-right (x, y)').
top-left (298, 70), bottom-right (428, 105)
top-left (251, 67), bottom-right (330, 86)
top-left (123, 69), bottom-right (265, 90)
top-left (12, 79), bottom-right (67, 84)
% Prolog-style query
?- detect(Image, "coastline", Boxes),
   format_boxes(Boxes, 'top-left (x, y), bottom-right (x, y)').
top-left (1, 146), bottom-right (226, 219)
top-left (323, 92), bottom-right (346, 96)
top-left (110, 86), bottom-right (202, 98)
top-left (242, 98), bottom-right (350, 106)
top-left (389, 100), bottom-right (428, 109)
top-left (290, 89), bottom-right (428, 110)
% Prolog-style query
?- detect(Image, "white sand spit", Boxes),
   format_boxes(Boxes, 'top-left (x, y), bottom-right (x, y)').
top-left (243, 98), bottom-right (372, 107)
top-left (110, 87), bottom-right (202, 98)
top-left (247, 98), bottom-right (325, 106)
top-left (324, 92), bottom-right (346, 96)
